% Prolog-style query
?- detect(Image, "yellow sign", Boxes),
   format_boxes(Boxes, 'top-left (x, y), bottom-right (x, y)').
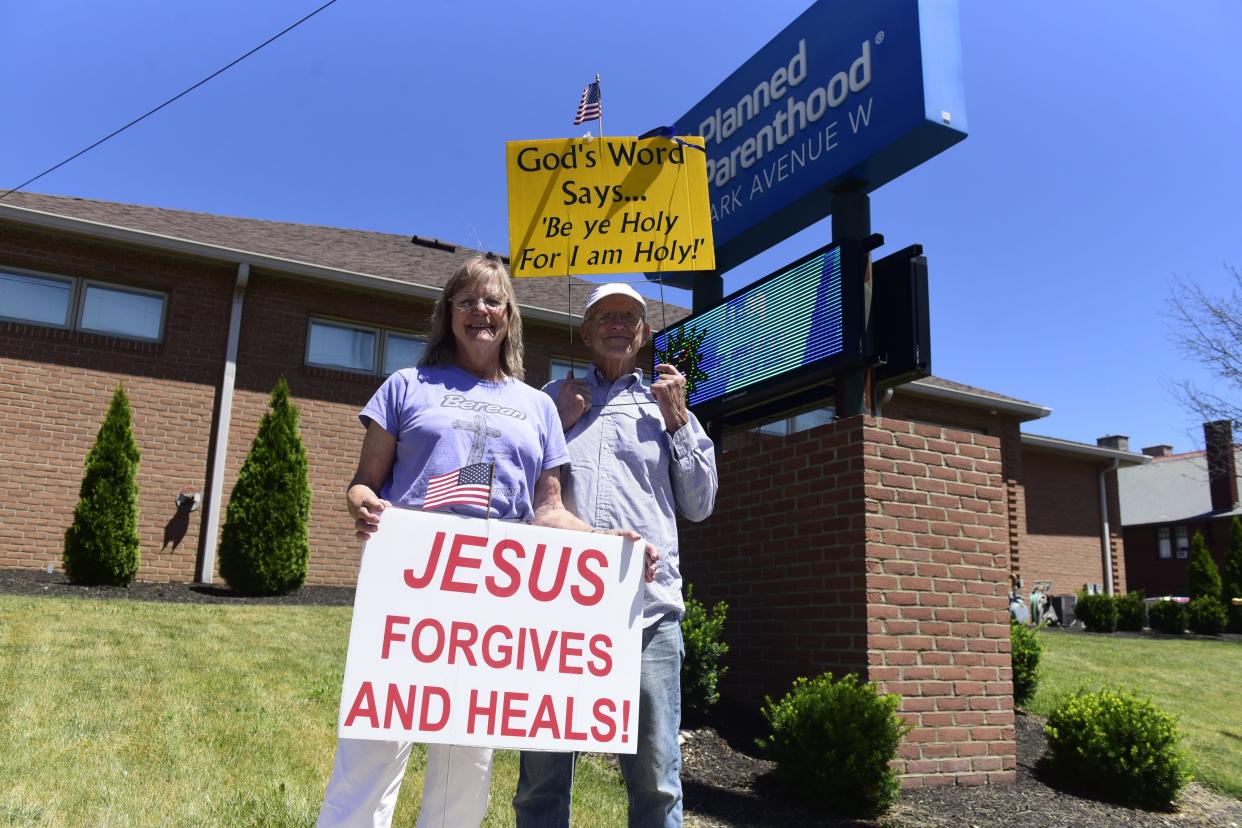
top-left (506, 137), bottom-right (715, 277)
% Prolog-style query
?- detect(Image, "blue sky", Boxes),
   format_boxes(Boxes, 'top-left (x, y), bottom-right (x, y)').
top-left (2, 0), bottom-right (1238, 452)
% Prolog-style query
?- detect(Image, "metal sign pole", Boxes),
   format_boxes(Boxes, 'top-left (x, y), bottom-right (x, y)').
top-left (832, 189), bottom-right (875, 418)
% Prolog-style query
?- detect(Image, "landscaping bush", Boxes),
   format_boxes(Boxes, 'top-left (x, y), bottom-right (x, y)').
top-left (63, 384), bottom-right (141, 586)
top-left (1115, 590), bottom-right (1147, 632)
top-left (1186, 530), bottom-right (1222, 601)
top-left (1186, 596), bottom-right (1227, 636)
top-left (1223, 517), bottom-right (1242, 633)
top-left (681, 584), bottom-right (729, 721)
top-left (1044, 687), bottom-right (1188, 810)
top-left (1010, 621), bottom-right (1042, 705)
top-left (1075, 591), bottom-right (1117, 632)
top-left (759, 673), bottom-right (911, 817)
top-left (219, 377), bottom-right (312, 595)
top-left (1147, 599), bottom-right (1186, 635)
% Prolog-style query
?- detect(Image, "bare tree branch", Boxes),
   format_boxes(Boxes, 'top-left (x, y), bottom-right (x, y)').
top-left (1167, 264), bottom-right (1242, 433)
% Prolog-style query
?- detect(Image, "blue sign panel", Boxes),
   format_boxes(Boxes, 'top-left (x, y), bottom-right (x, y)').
top-left (667, 0), bottom-right (967, 276)
top-left (654, 245), bottom-right (844, 412)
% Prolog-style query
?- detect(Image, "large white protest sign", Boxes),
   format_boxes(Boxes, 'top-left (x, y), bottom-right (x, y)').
top-left (336, 508), bottom-right (644, 754)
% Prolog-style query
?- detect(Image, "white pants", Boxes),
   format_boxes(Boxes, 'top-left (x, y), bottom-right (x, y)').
top-left (317, 739), bottom-right (493, 828)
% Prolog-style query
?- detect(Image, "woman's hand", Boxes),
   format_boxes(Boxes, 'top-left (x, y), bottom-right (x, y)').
top-left (346, 484), bottom-right (392, 541)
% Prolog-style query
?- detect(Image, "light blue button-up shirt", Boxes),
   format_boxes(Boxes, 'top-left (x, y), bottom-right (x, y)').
top-left (544, 366), bottom-right (718, 627)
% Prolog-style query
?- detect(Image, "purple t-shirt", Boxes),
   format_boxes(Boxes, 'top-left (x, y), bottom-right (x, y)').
top-left (359, 365), bottom-right (568, 522)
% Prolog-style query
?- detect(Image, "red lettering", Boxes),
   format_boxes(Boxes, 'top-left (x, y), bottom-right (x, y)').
top-left (501, 691), bottom-right (529, 737)
top-left (481, 624), bottom-right (514, 668)
top-left (517, 627), bottom-right (528, 670)
top-left (343, 681), bottom-right (379, 728)
top-left (383, 683), bottom-right (417, 729)
top-left (486, 539), bottom-right (524, 597)
top-left (421, 686), bottom-right (450, 730)
top-left (441, 534), bottom-right (488, 593)
top-left (591, 698), bottom-right (618, 742)
top-left (381, 615), bottom-right (409, 659)
top-left (528, 628), bottom-right (558, 671)
top-left (528, 544), bottom-right (571, 601)
top-left (571, 549), bottom-right (607, 606)
top-left (559, 631), bottom-right (584, 675)
top-left (404, 532), bottom-right (446, 588)
top-left (587, 634), bottom-right (613, 677)
top-left (411, 618), bottom-right (446, 662)
top-left (563, 696), bottom-right (588, 741)
top-left (467, 689), bottom-right (497, 735)
top-left (448, 621), bottom-right (479, 666)
top-left (529, 694), bottom-right (561, 739)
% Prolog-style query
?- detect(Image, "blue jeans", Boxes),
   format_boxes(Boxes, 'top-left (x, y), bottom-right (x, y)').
top-left (513, 614), bottom-right (684, 828)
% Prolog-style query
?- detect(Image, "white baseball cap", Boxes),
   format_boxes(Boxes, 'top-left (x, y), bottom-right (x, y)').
top-left (583, 283), bottom-right (647, 319)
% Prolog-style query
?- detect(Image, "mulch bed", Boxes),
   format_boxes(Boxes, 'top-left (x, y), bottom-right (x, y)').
top-left (4, 567), bottom-right (1241, 827)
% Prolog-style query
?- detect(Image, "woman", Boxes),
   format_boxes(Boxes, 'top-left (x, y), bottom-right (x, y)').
top-left (318, 255), bottom-right (644, 828)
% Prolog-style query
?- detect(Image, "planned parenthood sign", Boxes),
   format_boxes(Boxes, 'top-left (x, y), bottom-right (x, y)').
top-left (671, 0), bottom-right (969, 274)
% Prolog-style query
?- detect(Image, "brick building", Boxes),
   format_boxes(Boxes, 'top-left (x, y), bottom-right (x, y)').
top-left (0, 192), bottom-right (1145, 786)
top-left (1120, 421), bottom-right (1241, 596)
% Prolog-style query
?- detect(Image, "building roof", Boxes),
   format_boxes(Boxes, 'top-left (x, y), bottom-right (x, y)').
top-left (0, 192), bottom-right (690, 327)
top-left (1118, 447), bottom-right (1242, 526)
top-left (1021, 433), bottom-right (1149, 465)
top-left (898, 376), bottom-right (1052, 421)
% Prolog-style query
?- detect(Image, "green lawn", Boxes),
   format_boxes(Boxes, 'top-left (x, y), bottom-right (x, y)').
top-left (0, 597), bottom-right (628, 827)
top-left (1026, 629), bottom-right (1242, 799)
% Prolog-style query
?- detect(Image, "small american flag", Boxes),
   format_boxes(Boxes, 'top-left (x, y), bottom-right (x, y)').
top-left (573, 80), bottom-right (602, 125)
top-left (423, 462), bottom-right (493, 512)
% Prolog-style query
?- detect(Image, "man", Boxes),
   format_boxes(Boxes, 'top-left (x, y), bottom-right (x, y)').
top-left (513, 283), bottom-right (718, 828)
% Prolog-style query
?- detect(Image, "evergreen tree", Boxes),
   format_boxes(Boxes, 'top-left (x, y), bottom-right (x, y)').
top-left (1185, 530), bottom-right (1222, 601)
top-left (218, 377), bottom-right (312, 594)
top-left (64, 384), bottom-right (141, 585)
top-left (1223, 517), bottom-right (1242, 633)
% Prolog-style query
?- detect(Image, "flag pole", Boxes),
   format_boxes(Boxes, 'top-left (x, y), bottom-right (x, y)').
top-left (595, 73), bottom-right (604, 138)
top-left (486, 461), bottom-right (495, 523)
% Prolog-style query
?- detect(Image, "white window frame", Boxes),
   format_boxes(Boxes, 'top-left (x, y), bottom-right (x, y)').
top-left (75, 279), bottom-right (167, 342)
top-left (305, 318), bottom-right (427, 376)
top-left (549, 357), bottom-right (590, 383)
top-left (0, 267), bottom-right (77, 329)
top-left (1156, 526), bottom-right (1172, 559)
top-left (381, 330), bottom-right (427, 376)
top-left (1174, 525), bottom-right (1190, 559)
top-left (305, 317), bottom-right (380, 375)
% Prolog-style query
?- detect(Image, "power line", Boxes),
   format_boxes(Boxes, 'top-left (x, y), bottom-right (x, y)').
top-left (0, 0), bottom-right (343, 202)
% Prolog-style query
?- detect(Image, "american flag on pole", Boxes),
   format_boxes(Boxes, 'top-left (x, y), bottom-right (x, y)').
top-left (422, 462), bottom-right (493, 512)
top-left (573, 80), bottom-right (602, 125)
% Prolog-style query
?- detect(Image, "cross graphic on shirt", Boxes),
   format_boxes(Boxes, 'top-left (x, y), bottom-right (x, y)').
top-left (452, 414), bottom-right (501, 465)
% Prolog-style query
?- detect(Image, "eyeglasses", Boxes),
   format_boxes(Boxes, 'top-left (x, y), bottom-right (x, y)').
top-left (588, 311), bottom-right (643, 328)
top-left (450, 294), bottom-right (506, 312)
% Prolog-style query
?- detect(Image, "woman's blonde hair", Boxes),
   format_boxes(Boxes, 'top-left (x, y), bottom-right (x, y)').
top-left (418, 255), bottom-right (525, 380)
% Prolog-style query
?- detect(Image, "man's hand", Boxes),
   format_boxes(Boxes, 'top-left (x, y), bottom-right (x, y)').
top-left (347, 484), bottom-right (392, 541)
top-left (555, 368), bottom-right (591, 431)
top-left (596, 528), bottom-right (659, 582)
top-left (652, 363), bottom-right (689, 434)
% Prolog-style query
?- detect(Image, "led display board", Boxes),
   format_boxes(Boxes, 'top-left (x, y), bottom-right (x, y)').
top-left (653, 243), bottom-right (859, 420)
top-left (651, 0), bottom-right (967, 283)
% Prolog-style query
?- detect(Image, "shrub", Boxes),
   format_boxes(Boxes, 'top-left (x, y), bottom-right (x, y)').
top-left (1010, 621), bottom-right (1042, 705)
top-left (1223, 517), bottom-right (1242, 633)
top-left (759, 673), bottom-right (911, 817)
top-left (219, 377), bottom-right (312, 594)
top-left (681, 584), bottom-right (729, 721)
top-left (63, 384), bottom-right (141, 586)
top-left (1044, 687), bottom-right (1188, 810)
top-left (1075, 591), bottom-right (1117, 633)
top-left (1186, 596), bottom-right (1227, 636)
top-left (1147, 599), bottom-right (1186, 635)
top-left (1186, 530), bottom-right (1222, 601)
top-left (1115, 590), bottom-right (1147, 632)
